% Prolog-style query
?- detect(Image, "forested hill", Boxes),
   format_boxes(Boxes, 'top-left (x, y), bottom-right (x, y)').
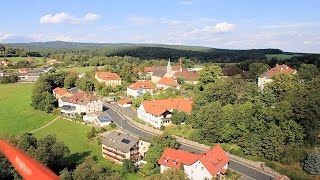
top-left (5, 41), bottom-right (287, 63)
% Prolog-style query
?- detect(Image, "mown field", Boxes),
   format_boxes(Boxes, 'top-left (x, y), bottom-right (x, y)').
top-left (266, 54), bottom-right (296, 60)
top-left (0, 83), bottom-right (57, 135)
top-left (0, 83), bottom-right (140, 179)
top-left (1, 57), bottom-right (45, 62)
top-left (57, 66), bottom-right (97, 73)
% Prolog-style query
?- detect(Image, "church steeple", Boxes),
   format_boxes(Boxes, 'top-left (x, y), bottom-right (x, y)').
top-left (166, 59), bottom-right (172, 73)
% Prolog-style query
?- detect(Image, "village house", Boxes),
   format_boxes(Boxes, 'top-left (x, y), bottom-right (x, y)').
top-left (156, 77), bottom-right (179, 90)
top-left (58, 92), bottom-right (103, 118)
top-left (101, 131), bottom-right (150, 164)
top-left (258, 64), bottom-right (297, 90)
top-left (158, 145), bottom-right (229, 180)
top-left (137, 98), bottom-right (193, 128)
top-left (0, 59), bottom-right (12, 67)
top-left (52, 87), bottom-right (72, 99)
top-left (117, 98), bottom-right (132, 108)
top-left (127, 81), bottom-right (154, 97)
top-left (151, 59), bottom-right (199, 85)
top-left (83, 113), bottom-right (112, 127)
top-left (18, 68), bottom-right (30, 73)
top-left (95, 71), bottom-right (121, 86)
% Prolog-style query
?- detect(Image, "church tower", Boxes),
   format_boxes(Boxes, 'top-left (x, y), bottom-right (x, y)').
top-left (166, 59), bottom-right (172, 74)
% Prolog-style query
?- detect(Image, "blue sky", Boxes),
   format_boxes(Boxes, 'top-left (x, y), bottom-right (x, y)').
top-left (0, 0), bottom-right (320, 53)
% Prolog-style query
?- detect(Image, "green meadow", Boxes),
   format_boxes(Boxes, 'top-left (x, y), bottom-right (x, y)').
top-left (0, 83), bottom-right (56, 135)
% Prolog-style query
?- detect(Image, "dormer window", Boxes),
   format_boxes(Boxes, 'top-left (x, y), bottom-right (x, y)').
top-left (164, 158), bottom-right (168, 162)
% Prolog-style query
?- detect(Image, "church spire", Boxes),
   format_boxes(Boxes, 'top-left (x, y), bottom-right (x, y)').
top-left (166, 58), bottom-right (172, 73)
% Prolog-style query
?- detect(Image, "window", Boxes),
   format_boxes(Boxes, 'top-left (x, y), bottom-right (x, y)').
top-left (191, 170), bottom-right (193, 174)
top-left (201, 167), bottom-right (204, 170)
top-left (195, 165), bottom-right (197, 168)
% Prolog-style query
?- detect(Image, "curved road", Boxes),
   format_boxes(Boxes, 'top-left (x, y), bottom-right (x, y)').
top-left (104, 106), bottom-right (275, 180)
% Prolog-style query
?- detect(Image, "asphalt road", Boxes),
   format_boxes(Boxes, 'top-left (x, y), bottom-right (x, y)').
top-left (104, 105), bottom-right (275, 180)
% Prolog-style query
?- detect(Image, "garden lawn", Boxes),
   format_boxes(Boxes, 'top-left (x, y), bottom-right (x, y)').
top-left (0, 83), bottom-right (57, 136)
top-left (32, 118), bottom-right (122, 171)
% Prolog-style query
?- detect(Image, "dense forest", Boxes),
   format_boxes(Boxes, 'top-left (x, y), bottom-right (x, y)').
top-left (1, 41), bottom-right (288, 63)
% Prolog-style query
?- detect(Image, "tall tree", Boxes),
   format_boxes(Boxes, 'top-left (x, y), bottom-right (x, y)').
top-left (298, 64), bottom-right (319, 81)
top-left (198, 64), bottom-right (222, 84)
top-left (248, 62), bottom-right (270, 80)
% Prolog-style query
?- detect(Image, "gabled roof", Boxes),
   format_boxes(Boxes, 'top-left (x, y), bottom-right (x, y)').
top-left (262, 64), bottom-right (296, 78)
top-left (158, 148), bottom-right (201, 169)
top-left (128, 81), bottom-right (154, 90)
top-left (101, 131), bottom-right (139, 153)
top-left (199, 145), bottom-right (229, 176)
top-left (141, 98), bottom-right (193, 116)
top-left (118, 98), bottom-right (132, 105)
top-left (157, 77), bottom-right (178, 86)
top-left (152, 68), bottom-right (167, 77)
top-left (158, 145), bottom-right (229, 176)
top-left (174, 69), bottom-right (198, 81)
top-left (53, 87), bottom-right (70, 97)
top-left (66, 92), bottom-right (98, 105)
top-left (96, 71), bottom-right (121, 81)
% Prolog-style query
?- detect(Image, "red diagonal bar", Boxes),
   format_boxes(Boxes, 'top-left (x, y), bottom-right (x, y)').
top-left (0, 139), bottom-right (59, 180)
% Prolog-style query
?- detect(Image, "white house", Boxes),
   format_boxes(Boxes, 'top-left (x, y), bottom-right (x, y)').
top-left (258, 64), bottom-right (297, 90)
top-left (127, 81), bottom-right (154, 97)
top-left (158, 145), bottom-right (229, 180)
top-left (117, 99), bottom-right (132, 108)
top-left (58, 92), bottom-right (103, 118)
top-left (137, 98), bottom-right (192, 128)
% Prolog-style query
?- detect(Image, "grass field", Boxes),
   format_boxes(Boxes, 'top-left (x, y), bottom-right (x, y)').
top-left (0, 83), bottom-right (57, 136)
top-left (57, 66), bottom-right (97, 73)
top-left (266, 54), bottom-right (296, 60)
top-left (1, 57), bottom-right (45, 62)
top-left (32, 119), bottom-right (122, 170)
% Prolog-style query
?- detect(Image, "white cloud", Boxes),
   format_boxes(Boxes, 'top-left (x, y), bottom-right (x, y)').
top-left (40, 12), bottom-right (100, 24)
top-left (203, 22), bottom-right (236, 33)
top-left (179, 1), bottom-right (193, 5)
top-left (128, 16), bottom-right (153, 25)
top-left (0, 32), bottom-right (13, 42)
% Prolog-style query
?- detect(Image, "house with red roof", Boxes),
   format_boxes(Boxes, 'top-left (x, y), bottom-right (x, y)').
top-left (18, 68), bottom-right (30, 73)
top-left (95, 71), bottom-right (121, 87)
top-left (117, 98), bottom-right (132, 108)
top-left (137, 98), bottom-right (193, 128)
top-left (158, 145), bottom-right (229, 180)
top-left (58, 92), bottom-right (103, 118)
top-left (127, 81), bottom-right (155, 97)
top-left (156, 77), bottom-right (179, 90)
top-left (52, 87), bottom-right (72, 99)
top-left (258, 64), bottom-right (297, 90)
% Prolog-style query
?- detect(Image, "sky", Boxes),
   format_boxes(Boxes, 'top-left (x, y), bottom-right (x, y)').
top-left (0, 0), bottom-right (320, 53)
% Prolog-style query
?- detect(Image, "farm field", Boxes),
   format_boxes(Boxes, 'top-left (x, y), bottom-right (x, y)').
top-left (0, 83), bottom-right (57, 136)
top-left (57, 66), bottom-right (98, 73)
top-left (1, 57), bottom-right (45, 62)
top-left (266, 54), bottom-right (296, 60)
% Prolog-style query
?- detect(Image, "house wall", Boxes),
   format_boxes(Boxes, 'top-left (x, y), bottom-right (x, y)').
top-left (258, 77), bottom-right (273, 90)
top-left (102, 144), bottom-right (129, 164)
top-left (95, 74), bottom-right (121, 87)
top-left (184, 160), bottom-right (213, 180)
top-left (127, 88), bottom-right (153, 97)
top-left (138, 140), bottom-right (150, 157)
top-left (86, 100), bottom-right (103, 114)
top-left (160, 165), bottom-right (171, 173)
top-left (151, 76), bottom-right (162, 83)
top-left (137, 105), bottom-right (163, 128)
